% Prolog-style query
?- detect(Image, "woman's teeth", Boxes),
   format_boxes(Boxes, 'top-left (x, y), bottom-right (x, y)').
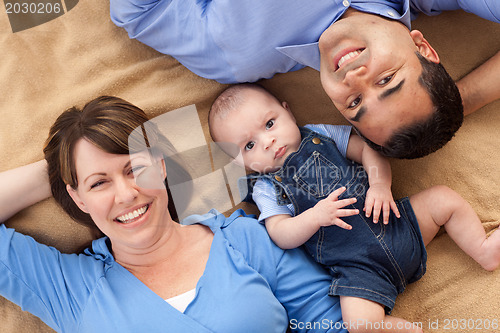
top-left (116, 205), bottom-right (148, 223)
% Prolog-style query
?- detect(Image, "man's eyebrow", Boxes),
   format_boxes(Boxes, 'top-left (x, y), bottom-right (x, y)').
top-left (350, 106), bottom-right (366, 123)
top-left (378, 79), bottom-right (405, 100)
top-left (350, 79), bottom-right (405, 123)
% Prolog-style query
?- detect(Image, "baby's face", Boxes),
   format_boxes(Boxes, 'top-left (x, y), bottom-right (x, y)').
top-left (213, 89), bottom-right (302, 173)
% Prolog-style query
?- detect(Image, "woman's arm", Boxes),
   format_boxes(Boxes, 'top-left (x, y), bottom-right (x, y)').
top-left (457, 51), bottom-right (500, 116)
top-left (223, 212), bottom-right (347, 332)
top-left (274, 243), bottom-right (348, 332)
top-left (0, 160), bottom-right (52, 223)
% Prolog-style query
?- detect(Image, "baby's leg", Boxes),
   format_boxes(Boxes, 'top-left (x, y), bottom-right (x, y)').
top-left (340, 296), bottom-right (423, 333)
top-left (410, 185), bottom-right (500, 271)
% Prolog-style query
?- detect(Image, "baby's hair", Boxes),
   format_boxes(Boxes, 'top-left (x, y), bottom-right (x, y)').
top-left (208, 83), bottom-right (277, 142)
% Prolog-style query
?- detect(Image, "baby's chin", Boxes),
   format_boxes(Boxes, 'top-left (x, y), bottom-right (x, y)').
top-left (248, 164), bottom-right (283, 174)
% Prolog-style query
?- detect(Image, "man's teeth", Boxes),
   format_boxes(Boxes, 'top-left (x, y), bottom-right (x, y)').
top-left (338, 49), bottom-right (363, 68)
top-left (116, 205), bottom-right (148, 223)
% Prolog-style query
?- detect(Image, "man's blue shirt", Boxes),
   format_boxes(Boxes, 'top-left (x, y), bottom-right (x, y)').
top-left (110, 0), bottom-right (500, 83)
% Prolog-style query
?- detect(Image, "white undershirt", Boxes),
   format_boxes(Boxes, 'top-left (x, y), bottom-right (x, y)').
top-left (165, 288), bottom-right (196, 313)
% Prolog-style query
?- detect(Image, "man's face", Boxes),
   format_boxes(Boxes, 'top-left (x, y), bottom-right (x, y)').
top-left (319, 10), bottom-right (438, 146)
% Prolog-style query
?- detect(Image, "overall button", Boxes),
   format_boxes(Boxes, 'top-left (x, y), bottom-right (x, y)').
top-left (312, 137), bottom-right (321, 144)
top-left (275, 175), bottom-right (282, 182)
top-left (282, 193), bottom-right (287, 199)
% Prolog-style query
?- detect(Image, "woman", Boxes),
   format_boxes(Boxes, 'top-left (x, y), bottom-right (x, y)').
top-left (0, 96), bottom-right (345, 332)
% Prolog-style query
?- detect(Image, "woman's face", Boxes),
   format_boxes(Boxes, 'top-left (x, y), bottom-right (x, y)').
top-left (67, 138), bottom-right (171, 252)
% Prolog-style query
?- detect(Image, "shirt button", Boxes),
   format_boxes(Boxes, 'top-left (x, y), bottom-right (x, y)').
top-left (387, 11), bottom-right (395, 17)
top-left (342, 0), bottom-right (349, 7)
top-left (312, 137), bottom-right (321, 145)
top-left (275, 175), bottom-right (282, 182)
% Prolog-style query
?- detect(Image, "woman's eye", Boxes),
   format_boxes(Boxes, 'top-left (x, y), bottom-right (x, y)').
top-left (245, 141), bottom-right (255, 151)
top-left (378, 75), bottom-right (393, 85)
top-left (348, 96), bottom-right (362, 109)
top-left (90, 180), bottom-right (105, 189)
top-left (265, 119), bottom-right (275, 130)
top-left (130, 165), bottom-right (146, 175)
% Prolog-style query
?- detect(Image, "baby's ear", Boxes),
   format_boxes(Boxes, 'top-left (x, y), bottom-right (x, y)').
top-left (66, 184), bottom-right (89, 213)
top-left (282, 101), bottom-right (296, 121)
top-left (282, 101), bottom-right (291, 111)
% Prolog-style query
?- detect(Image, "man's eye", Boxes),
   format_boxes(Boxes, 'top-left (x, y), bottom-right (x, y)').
top-left (378, 75), bottom-right (393, 86)
top-left (245, 141), bottom-right (255, 151)
top-left (348, 96), bottom-right (362, 109)
top-left (265, 119), bottom-right (275, 130)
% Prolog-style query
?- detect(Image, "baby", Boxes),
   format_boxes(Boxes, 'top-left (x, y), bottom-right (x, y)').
top-left (208, 83), bottom-right (500, 333)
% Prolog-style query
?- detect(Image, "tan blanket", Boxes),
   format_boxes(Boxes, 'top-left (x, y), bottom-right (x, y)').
top-left (1, 1), bottom-right (499, 332)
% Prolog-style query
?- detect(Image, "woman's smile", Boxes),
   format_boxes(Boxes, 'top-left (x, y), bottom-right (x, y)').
top-left (114, 202), bottom-right (151, 224)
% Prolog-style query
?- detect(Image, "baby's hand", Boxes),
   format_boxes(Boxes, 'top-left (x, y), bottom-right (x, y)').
top-left (311, 187), bottom-right (358, 230)
top-left (364, 184), bottom-right (400, 224)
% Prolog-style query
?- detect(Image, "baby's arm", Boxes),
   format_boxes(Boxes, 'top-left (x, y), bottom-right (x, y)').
top-left (0, 160), bottom-right (51, 223)
top-left (345, 134), bottom-right (400, 224)
top-left (265, 187), bottom-right (358, 249)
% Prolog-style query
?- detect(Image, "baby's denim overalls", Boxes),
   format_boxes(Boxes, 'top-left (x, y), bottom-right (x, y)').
top-left (243, 127), bottom-right (427, 311)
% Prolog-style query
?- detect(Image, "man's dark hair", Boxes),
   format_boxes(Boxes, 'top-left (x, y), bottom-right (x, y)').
top-left (358, 52), bottom-right (464, 159)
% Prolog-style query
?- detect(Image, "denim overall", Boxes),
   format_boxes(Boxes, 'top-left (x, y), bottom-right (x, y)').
top-left (244, 127), bottom-right (427, 311)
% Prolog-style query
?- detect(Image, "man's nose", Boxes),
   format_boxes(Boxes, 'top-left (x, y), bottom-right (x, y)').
top-left (115, 177), bottom-right (139, 204)
top-left (343, 66), bottom-right (368, 88)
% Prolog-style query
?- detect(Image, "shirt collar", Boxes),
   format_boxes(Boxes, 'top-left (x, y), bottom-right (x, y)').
top-left (276, 1), bottom-right (411, 71)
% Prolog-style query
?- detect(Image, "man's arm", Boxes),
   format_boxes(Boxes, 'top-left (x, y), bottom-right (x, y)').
top-left (0, 160), bottom-right (52, 223)
top-left (411, 0), bottom-right (500, 23)
top-left (456, 51), bottom-right (500, 116)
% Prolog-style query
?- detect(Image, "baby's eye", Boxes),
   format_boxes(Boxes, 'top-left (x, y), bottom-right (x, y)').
top-left (348, 96), bottom-right (362, 109)
top-left (265, 119), bottom-right (275, 130)
top-left (377, 75), bottom-right (393, 86)
top-left (245, 141), bottom-right (255, 151)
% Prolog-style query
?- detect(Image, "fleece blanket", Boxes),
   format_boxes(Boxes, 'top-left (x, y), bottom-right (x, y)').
top-left (0, 1), bottom-right (499, 332)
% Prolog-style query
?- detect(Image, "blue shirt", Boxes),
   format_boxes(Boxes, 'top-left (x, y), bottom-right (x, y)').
top-left (0, 210), bottom-right (346, 333)
top-left (110, 0), bottom-right (500, 83)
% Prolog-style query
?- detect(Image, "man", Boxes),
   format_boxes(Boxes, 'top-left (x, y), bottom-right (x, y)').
top-left (318, 7), bottom-right (499, 158)
top-left (110, 0), bottom-right (500, 158)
